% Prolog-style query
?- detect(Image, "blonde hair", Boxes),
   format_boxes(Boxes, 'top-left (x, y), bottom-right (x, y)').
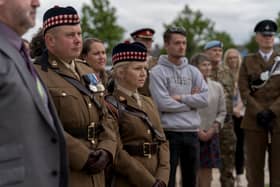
top-left (223, 48), bottom-right (242, 78)
top-left (112, 61), bottom-right (131, 81)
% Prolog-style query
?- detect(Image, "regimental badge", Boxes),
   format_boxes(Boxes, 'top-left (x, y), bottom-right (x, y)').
top-left (89, 84), bottom-right (98, 92)
top-left (265, 24), bottom-right (270, 31)
top-left (96, 83), bottom-right (105, 92)
top-left (260, 71), bottom-right (269, 81)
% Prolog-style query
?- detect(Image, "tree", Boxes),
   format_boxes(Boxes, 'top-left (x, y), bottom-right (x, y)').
top-left (209, 31), bottom-right (235, 50)
top-left (276, 12), bottom-right (280, 33)
top-left (244, 35), bottom-right (258, 54)
top-left (163, 5), bottom-right (235, 58)
top-left (81, 0), bottom-right (125, 57)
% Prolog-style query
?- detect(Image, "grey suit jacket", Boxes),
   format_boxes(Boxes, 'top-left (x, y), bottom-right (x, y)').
top-left (0, 34), bottom-right (68, 186)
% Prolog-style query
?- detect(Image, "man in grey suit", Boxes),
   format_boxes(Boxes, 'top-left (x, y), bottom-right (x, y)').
top-left (0, 0), bottom-right (68, 186)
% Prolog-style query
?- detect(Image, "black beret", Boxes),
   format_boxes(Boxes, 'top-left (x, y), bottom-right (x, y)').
top-left (112, 42), bottom-right (147, 66)
top-left (130, 28), bottom-right (155, 39)
top-left (43, 6), bottom-right (80, 34)
top-left (254, 19), bottom-right (278, 35)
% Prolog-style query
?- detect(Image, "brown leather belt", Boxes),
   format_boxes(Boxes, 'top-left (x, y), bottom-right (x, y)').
top-left (65, 123), bottom-right (103, 143)
top-left (123, 142), bottom-right (159, 158)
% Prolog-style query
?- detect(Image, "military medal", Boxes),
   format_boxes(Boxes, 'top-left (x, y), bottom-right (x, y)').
top-left (96, 83), bottom-right (105, 92)
top-left (89, 84), bottom-right (98, 92)
top-left (260, 71), bottom-right (269, 81)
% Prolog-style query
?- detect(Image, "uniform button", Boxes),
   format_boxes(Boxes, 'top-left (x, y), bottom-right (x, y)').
top-left (51, 170), bottom-right (58, 177)
top-left (88, 103), bottom-right (92, 108)
top-left (147, 130), bottom-right (151, 134)
top-left (61, 92), bottom-right (67, 96)
top-left (51, 137), bottom-right (57, 144)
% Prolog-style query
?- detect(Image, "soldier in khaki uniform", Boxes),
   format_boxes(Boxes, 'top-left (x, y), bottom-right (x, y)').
top-left (34, 6), bottom-right (117, 187)
top-left (130, 28), bottom-right (158, 96)
top-left (239, 19), bottom-right (280, 187)
top-left (204, 40), bottom-right (236, 187)
top-left (106, 42), bottom-right (170, 187)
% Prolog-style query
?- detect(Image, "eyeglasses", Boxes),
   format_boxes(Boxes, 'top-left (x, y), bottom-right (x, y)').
top-left (166, 27), bottom-right (187, 35)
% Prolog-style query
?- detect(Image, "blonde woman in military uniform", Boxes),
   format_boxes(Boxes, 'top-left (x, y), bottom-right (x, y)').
top-left (130, 28), bottom-right (158, 96)
top-left (34, 6), bottom-right (117, 187)
top-left (106, 42), bottom-right (170, 187)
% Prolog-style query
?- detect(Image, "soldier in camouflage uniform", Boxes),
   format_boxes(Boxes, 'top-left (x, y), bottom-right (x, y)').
top-left (204, 40), bottom-right (236, 187)
top-left (130, 28), bottom-right (158, 96)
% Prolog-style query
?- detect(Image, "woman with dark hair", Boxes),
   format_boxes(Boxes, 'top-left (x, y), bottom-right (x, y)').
top-left (80, 38), bottom-right (108, 85)
top-left (190, 53), bottom-right (226, 187)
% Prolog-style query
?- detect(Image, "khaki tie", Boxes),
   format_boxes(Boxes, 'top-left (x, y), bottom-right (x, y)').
top-left (132, 92), bottom-right (142, 107)
top-left (264, 55), bottom-right (268, 62)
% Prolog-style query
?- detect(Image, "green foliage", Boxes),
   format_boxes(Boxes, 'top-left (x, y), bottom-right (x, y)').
top-left (163, 5), bottom-right (235, 58)
top-left (81, 0), bottom-right (124, 56)
top-left (244, 35), bottom-right (258, 54)
top-left (276, 12), bottom-right (280, 33)
top-left (209, 31), bottom-right (235, 50)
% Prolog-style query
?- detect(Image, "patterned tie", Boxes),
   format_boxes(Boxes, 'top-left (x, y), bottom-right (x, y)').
top-left (20, 43), bottom-right (46, 100)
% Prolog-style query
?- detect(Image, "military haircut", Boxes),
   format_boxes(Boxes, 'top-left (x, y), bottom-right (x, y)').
top-left (163, 26), bottom-right (187, 43)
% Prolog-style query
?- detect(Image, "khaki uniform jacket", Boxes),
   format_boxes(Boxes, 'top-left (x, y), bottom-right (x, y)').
top-left (239, 52), bottom-right (280, 132)
top-left (34, 53), bottom-right (117, 187)
top-left (109, 89), bottom-right (170, 187)
top-left (138, 56), bottom-right (158, 97)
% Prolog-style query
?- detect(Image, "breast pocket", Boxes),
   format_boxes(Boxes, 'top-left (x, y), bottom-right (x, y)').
top-left (49, 87), bottom-right (84, 128)
top-left (0, 144), bottom-right (25, 186)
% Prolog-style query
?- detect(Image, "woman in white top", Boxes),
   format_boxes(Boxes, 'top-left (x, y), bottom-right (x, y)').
top-left (190, 53), bottom-right (226, 187)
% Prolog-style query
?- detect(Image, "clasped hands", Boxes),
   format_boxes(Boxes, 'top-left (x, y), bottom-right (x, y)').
top-left (82, 149), bottom-right (112, 174)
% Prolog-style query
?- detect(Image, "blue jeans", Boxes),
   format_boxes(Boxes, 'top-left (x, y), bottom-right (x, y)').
top-left (165, 131), bottom-right (199, 187)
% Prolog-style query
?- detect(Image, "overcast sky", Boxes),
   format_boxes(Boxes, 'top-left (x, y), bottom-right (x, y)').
top-left (24, 0), bottom-right (280, 46)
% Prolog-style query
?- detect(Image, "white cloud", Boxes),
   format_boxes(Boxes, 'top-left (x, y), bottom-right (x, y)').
top-left (24, 0), bottom-right (280, 47)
